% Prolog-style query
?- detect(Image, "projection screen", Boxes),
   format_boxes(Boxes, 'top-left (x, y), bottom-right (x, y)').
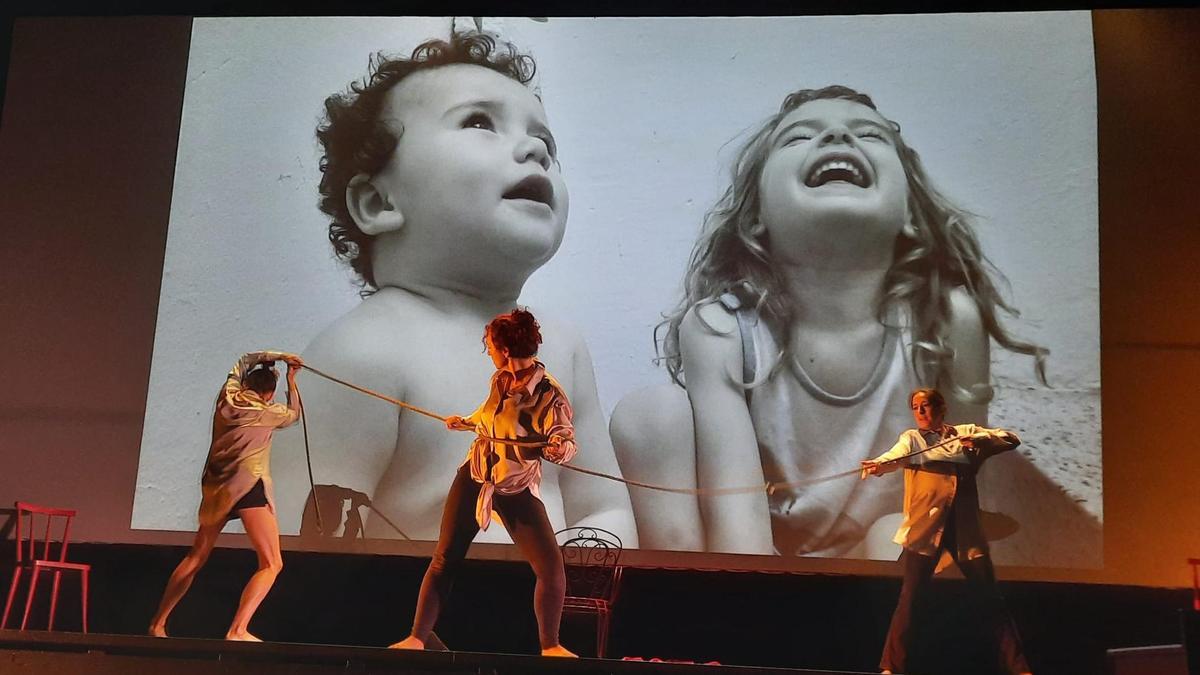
top-left (131, 13), bottom-right (1100, 570)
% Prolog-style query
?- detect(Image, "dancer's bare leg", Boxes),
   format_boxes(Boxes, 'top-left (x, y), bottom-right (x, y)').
top-left (225, 507), bottom-right (282, 641)
top-left (148, 520), bottom-right (224, 637)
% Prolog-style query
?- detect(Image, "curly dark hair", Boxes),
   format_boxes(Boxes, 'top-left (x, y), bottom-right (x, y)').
top-left (316, 31), bottom-right (537, 293)
top-left (486, 308), bottom-right (542, 358)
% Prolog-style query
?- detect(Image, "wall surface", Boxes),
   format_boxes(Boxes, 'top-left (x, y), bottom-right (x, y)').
top-left (0, 9), bottom-right (1199, 587)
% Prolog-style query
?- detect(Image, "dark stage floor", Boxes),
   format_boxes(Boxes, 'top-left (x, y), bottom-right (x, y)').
top-left (0, 630), bottom-right (873, 675)
top-left (2, 543), bottom-right (1197, 674)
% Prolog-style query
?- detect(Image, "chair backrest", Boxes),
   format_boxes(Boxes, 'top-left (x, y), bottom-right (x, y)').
top-left (556, 526), bottom-right (622, 601)
top-left (13, 502), bottom-right (77, 565)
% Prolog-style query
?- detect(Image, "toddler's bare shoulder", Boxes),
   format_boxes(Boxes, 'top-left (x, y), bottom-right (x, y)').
top-left (303, 296), bottom-right (433, 373)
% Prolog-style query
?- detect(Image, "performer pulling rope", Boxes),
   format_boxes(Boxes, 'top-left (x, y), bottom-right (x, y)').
top-left (296, 363), bottom-right (964, 498)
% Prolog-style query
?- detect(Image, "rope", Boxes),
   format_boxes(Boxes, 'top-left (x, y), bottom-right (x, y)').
top-left (293, 384), bottom-right (324, 535)
top-left (300, 364), bottom-right (543, 447)
top-left (298, 363), bottom-right (964, 498)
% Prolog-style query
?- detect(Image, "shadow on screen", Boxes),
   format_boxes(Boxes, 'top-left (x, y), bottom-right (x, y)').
top-left (300, 484), bottom-right (412, 542)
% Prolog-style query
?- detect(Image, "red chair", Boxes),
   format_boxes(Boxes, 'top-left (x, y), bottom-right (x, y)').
top-left (1189, 558), bottom-right (1200, 611)
top-left (2, 502), bottom-right (90, 632)
top-left (556, 526), bottom-right (623, 658)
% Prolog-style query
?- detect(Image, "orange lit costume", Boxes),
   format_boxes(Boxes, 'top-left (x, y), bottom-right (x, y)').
top-left (461, 360), bottom-right (577, 530)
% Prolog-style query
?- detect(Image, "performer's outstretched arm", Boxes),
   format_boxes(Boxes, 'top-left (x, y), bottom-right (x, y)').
top-left (861, 433), bottom-right (914, 478)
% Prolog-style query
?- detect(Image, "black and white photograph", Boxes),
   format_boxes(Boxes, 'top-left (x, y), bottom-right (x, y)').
top-left (130, 13), bottom-right (1100, 570)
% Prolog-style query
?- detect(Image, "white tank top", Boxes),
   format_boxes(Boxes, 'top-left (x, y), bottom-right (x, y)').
top-left (723, 295), bottom-right (919, 557)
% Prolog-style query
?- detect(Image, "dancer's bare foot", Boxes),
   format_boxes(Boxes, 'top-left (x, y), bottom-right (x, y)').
top-left (541, 644), bottom-right (578, 657)
top-left (225, 630), bottom-right (262, 642)
top-left (389, 635), bottom-right (426, 650)
top-left (147, 624), bottom-right (168, 638)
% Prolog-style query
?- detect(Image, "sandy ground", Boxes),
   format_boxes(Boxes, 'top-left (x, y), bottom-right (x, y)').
top-left (990, 385), bottom-right (1102, 521)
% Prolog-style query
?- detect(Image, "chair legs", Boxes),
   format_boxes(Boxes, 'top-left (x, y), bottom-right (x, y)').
top-left (1, 568), bottom-right (21, 629)
top-left (596, 608), bottom-right (610, 658)
top-left (2, 567), bottom-right (88, 632)
top-left (48, 570), bottom-right (62, 631)
top-left (81, 568), bottom-right (89, 633)
top-left (21, 567), bottom-right (41, 630)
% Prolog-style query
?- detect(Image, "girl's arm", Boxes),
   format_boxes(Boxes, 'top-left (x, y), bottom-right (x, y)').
top-left (557, 330), bottom-right (638, 547)
top-left (945, 287), bottom-right (990, 425)
top-left (943, 287), bottom-right (1102, 565)
top-left (680, 303), bottom-right (774, 555)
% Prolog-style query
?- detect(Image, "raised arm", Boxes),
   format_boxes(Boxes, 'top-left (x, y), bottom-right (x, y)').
top-left (278, 356), bottom-right (303, 426)
top-left (222, 350), bottom-right (293, 402)
top-left (680, 303), bottom-right (774, 555)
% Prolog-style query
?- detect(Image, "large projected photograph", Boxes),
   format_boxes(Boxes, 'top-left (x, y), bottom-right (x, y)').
top-left (133, 14), bottom-right (1100, 569)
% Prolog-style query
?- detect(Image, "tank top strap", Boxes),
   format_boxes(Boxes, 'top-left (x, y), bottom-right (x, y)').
top-left (718, 292), bottom-right (757, 403)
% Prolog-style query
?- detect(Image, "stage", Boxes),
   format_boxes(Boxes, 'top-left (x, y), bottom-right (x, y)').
top-left (0, 630), bottom-right (872, 675)
top-left (0, 543), bottom-right (1197, 674)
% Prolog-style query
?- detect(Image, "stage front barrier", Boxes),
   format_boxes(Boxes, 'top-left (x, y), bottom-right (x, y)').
top-left (0, 630), bottom-right (871, 675)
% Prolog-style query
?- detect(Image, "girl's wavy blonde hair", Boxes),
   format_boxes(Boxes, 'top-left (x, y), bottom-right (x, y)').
top-left (656, 85), bottom-right (1047, 403)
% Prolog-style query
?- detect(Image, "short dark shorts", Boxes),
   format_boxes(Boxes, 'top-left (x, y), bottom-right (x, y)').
top-left (230, 479), bottom-right (268, 518)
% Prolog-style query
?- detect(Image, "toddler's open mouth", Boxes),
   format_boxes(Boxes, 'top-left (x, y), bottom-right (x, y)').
top-left (503, 174), bottom-right (554, 207)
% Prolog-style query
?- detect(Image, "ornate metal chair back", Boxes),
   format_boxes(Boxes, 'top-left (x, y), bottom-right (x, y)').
top-left (557, 526), bottom-right (622, 600)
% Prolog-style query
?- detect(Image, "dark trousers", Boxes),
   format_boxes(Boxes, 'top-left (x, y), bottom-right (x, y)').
top-left (880, 515), bottom-right (1030, 674)
top-left (410, 464), bottom-right (566, 649)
